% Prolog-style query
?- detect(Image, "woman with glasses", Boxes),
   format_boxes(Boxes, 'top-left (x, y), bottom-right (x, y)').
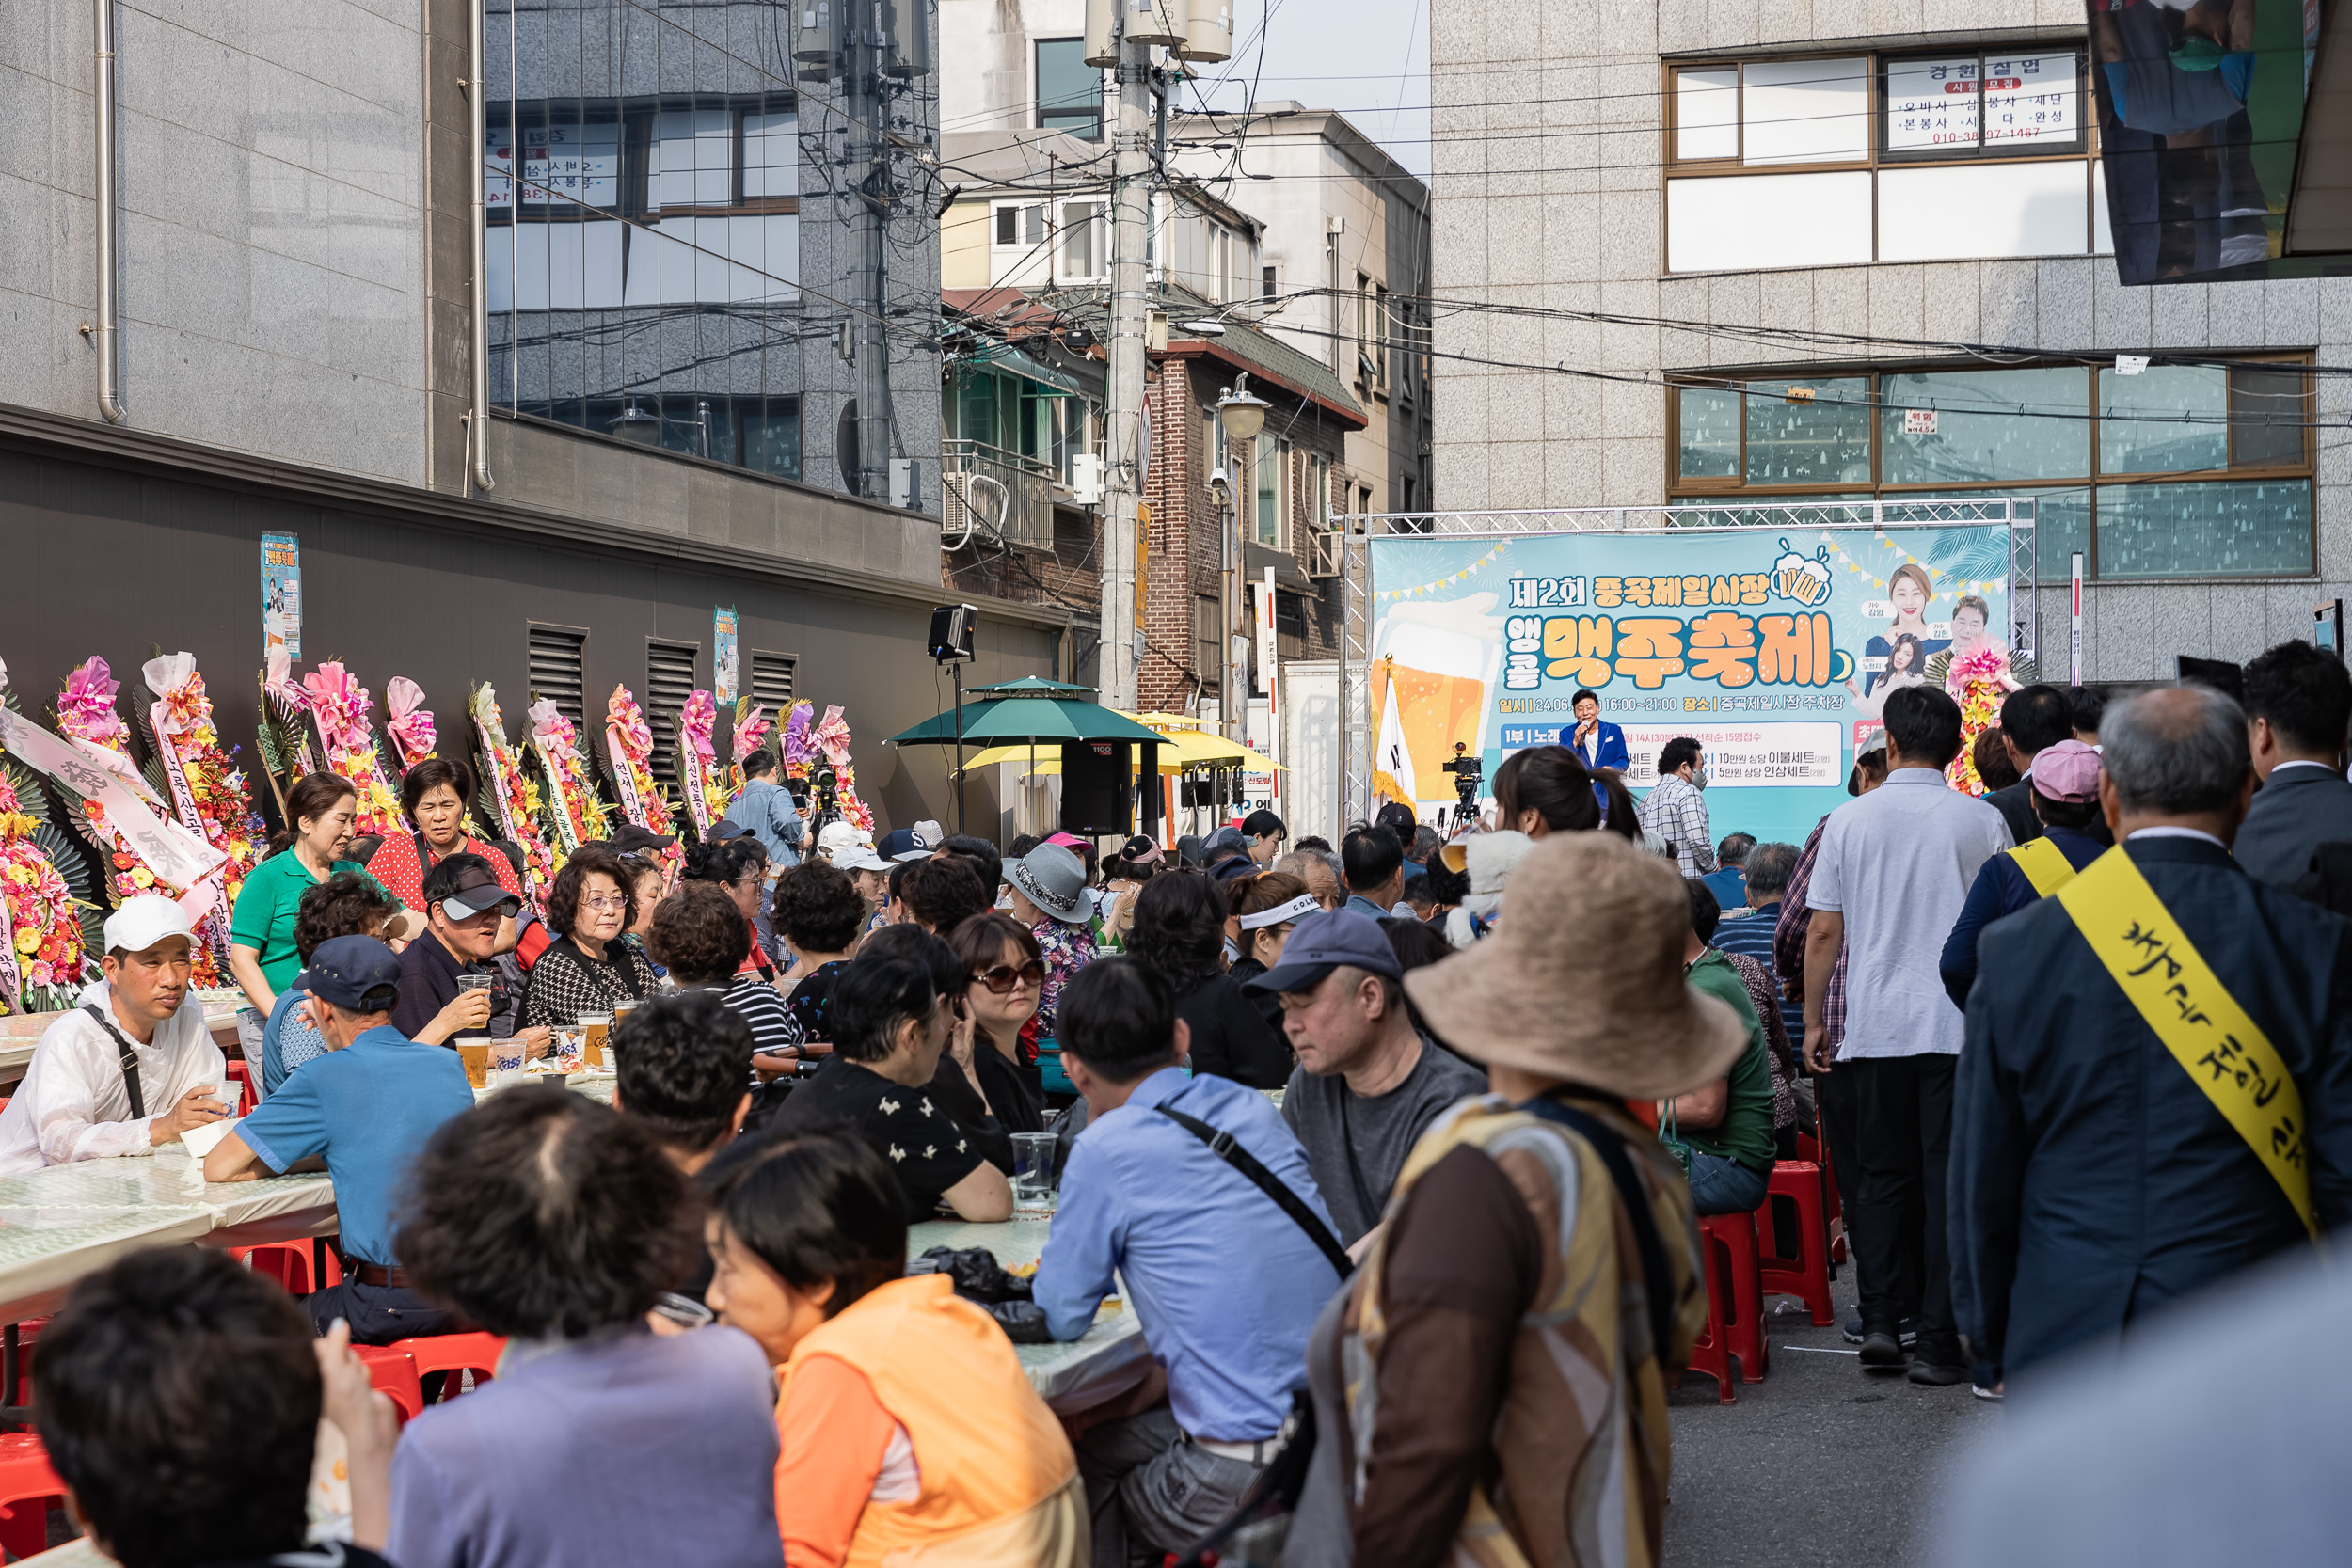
top-left (522, 845), bottom-right (658, 1031)
top-left (683, 837), bottom-right (777, 978)
top-left (947, 912), bottom-right (1048, 1130)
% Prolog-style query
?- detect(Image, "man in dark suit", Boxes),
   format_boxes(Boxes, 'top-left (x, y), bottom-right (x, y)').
top-left (2233, 639), bottom-right (2352, 886)
top-left (1565, 689), bottom-right (1629, 774)
top-left (1951, 685), bottom-right (2352, 1390)
top-left (1981, 685), bottom-right (2078, 847)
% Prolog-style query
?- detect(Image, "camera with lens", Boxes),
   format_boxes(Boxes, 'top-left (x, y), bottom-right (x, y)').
top-left (1440, 742), bottom-right (1483, 825)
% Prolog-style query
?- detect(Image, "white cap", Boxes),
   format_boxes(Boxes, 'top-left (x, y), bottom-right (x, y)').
top-left (103, 895), bottom-right (196, 956)
top-left (816, 820), bottom-right (871, 862)
top-left (834, 847), bottom-right (891, 874)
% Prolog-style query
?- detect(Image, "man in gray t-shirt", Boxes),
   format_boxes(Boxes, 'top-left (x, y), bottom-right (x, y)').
top-left (1244, 909), bottom-right (1487, 1245)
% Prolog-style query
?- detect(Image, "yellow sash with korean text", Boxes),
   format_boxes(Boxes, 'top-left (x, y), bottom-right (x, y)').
top-left (2057, 847), bottom-right (2316, 1240)
top-left (2006, 837), bottom-right (2078, 898)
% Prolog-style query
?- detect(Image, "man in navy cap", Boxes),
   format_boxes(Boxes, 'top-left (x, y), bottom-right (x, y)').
top-left (1246, 908), bottom-right (1485, 1246)
top-left (205, 935), bottom-right (476, 1341)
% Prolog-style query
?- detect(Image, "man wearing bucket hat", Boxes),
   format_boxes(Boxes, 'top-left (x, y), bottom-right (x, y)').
top-left (0, 895), bottom-right (231, 1177)
top-left (1938, 739), bottom-right (2110, 1009)
top-left (1004, 842), bottom-right (1097, 1039)
top-left (1288, 832), bottom-right (1737, 1565)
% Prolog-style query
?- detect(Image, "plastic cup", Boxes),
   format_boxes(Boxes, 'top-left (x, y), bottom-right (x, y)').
top-left (489, 1037), bottom-right (527, 1082)
top-left (455, 973), bottom-right (493, 994)
top-left (455, 1037), bottom-right (491, 1089)
top-left (1011, 1132), bottom-right (1058, 1212)
top-left (579, 1013), bottom-right (612, 1061)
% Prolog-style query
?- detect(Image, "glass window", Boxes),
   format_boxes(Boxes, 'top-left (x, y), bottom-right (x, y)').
top-left (1883, 56), bottom-right (1979, 154)
top-left (1879, 367), bottom-right (2089, 483)
top-left (2232, 366), bottom-right (2306, 467)
top-left (1057, 201), bottom-right (1104, 279)
top-left (1740, 58), bottom-right (1869, 165)
top-left (742, 112), bottom-right (798, 199)
top-left (1980, 52), bottom-right (2081, 150)
top-left (2100, 364), bottom-right (2228, 474)
top-left (1255, 434), bottom-right (1282, 547)
top-left (1677, 386), bottom-right (1740, 479)
top-left (1310, 454), bottom-right (1330, 529)
top-left (1745, 378), bottom-right (1870, 484)
top-left (2097, 480), bottom-right (2313, 578)
top-left (1676, 68), bottom-right (1739, 160)
top-left (1036, 40), bottom-right (1103, 138)
top-left (649, 110), bottom-right (736, 210)
top-left (1876, 162), bottom-right (2088, 261)
top-left (1883, 52), bottom-right (2080, 156)
top-left (741, 398), bottom-right (802, 481)
top-left (1665, 173), bottom-right (1874, 271)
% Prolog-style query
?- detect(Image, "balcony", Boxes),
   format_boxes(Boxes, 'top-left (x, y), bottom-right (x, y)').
top-left (942, 439), bottom-right (1057, 552)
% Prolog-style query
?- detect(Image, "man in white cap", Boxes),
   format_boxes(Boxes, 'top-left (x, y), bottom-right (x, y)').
top-left (0, 895), bottom-right (232, 1177)
top-left (813, 819), bottom-right (873, 866)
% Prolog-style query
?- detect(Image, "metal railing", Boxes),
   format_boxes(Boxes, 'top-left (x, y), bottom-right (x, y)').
top-left (942, 439), bottom-right (1058, 551)
top-left (1332, 498), bottom-right (2039, 828)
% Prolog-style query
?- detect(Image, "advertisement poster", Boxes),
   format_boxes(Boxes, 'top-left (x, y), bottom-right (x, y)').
top-left (714, 607), bottom-right (739, 705)
top-left (261, 533), bottom-right (302, 657)
top-left (1368, 524), bottom-right (2016, 847)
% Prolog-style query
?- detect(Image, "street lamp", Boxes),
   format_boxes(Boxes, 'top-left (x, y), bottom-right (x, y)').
top-left (1206, 466), bottom-right (1237, 751)
top-left (1215, 373), bottom-right (1268, 441)
top-left (609, 397), bottom-right (661, 444)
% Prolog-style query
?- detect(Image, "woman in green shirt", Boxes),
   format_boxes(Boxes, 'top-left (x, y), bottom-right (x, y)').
top-left (1669, 879), bottom-right (1776, 1217)
top-left (229, 772), bottom-right (423, 1015)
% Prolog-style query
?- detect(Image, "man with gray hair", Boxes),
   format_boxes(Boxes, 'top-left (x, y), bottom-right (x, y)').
top-left (1274, 847), bottom-right (1345, 912)
top-left (1951, 684), bottom-right (2352, 1395)
top-left (1712, 842), bottom-right (1803, 1047)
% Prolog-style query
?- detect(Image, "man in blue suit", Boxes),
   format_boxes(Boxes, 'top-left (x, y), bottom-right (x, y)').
top-left (1950, 685), bottom-right (2352, 1390)
top-left (1565, 689), bottom-right (1629, 774)
top-left (2233, 639), bottom-right (2352, 886)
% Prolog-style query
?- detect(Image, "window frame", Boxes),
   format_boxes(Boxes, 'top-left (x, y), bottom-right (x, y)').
top-left (1661, 355), bottom-right (2317, 581)
top-left (1034, 37), bottom-right (1104, 140)
top-left (1876, 49), bottom-right (2087, 164)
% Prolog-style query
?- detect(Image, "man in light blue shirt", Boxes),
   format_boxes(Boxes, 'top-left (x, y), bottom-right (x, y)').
top-left (726, 750), bottom-right (804, 868)
top-left (1036, 957), bottom-right (1343, 1568)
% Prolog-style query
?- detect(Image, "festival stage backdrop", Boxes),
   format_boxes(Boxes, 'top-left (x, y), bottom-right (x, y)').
top-left (1367, 524), bottom-right (2017, 847)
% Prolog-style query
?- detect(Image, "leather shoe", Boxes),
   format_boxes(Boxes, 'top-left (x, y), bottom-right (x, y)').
top-left (1858, 1330), bottom-right (1906, 1370)
top-left (1908, 1359), bottom-right (1969, 1387)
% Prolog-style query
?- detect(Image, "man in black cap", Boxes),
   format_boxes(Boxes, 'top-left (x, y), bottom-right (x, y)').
top-left (1247, 908), bottom-right (1486, 1246)
top-left (204, 936), bottom-right (477, 1341)
top-left (391, 854), bottom-right (548, 1057)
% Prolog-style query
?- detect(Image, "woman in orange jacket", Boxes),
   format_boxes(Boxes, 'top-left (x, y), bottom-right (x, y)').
top-left (706, 1132), bottom-right (1087, 1568)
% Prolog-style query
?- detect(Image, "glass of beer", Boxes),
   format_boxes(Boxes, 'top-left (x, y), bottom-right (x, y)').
top-left (455, 1035), bottom-right (491, 1090)
top-left (579, 1012), bottom-right (613, 1070)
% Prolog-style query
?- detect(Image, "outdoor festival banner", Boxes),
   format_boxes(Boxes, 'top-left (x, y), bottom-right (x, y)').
top-left (1367, 523), bottom-right (2015, 847)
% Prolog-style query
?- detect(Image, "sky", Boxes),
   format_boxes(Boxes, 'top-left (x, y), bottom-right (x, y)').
top-left (1182, 0), bottom-right (1433, 177)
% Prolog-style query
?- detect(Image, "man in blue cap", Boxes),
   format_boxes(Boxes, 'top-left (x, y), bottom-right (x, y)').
top-left (205, 935), bottom-right (477, 1341)
top-left (1245, 908), bottom-right (1486, 1246)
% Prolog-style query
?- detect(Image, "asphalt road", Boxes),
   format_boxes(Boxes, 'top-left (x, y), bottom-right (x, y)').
top-left (1661, 1259), bottom-right (2000, 1568)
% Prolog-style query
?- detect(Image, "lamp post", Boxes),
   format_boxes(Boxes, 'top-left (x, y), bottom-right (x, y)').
top-left (1213, 375), bottom-right (1269, 744)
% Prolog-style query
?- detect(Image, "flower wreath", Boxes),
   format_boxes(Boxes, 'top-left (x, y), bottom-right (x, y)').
top-left (56, 657), bottom-right (171, 911)
top-left (677, 690), bottom-right (727, 834)
top-left (727, 697), bottom-right (773, 802)
top-left (140, 655), bottom-right (266, 986)
top-left (807, 705), bottom-right (877, 834)
top-left (602, 685), bottom-right (684, 874)
top-left (297, 662), bottom-right (404, 838)
top-left (527, 699), bottom-right (610, 851)
top-left (0, 676), bottom-right (91, 1016)
top-left (468, 684), bottom-right (560, 910)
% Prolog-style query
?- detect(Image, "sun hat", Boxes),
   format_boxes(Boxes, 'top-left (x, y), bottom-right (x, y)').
top-left (1242, 908), bottom-right (1400, 992)
top-left (1174, 834), bottom-right (1207, 866)
top-left (1045, 832), bottom-right (1089, 850)
top-left (608, 823), bottom-right (676, 857)
top-left (1405, 832), bottom-right (1749, 1100)
top-left (102, 895), bottom-right (195, 956)
top-left (2028, 738), bottom-right (2103, 804)
top-left (1004, 842), bottom-right (1090, 925)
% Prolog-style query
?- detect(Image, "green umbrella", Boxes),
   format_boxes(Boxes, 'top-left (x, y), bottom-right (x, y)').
top-left (961, 676), bottom-right (1098, 698)
top-left (889, 698), bottom-right (1165, 747)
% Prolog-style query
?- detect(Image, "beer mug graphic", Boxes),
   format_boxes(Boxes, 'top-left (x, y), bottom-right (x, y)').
top-left (1772, 539), bottom-right (1835, 607)
top-left (1371, 600), bottom-right (1502, 803)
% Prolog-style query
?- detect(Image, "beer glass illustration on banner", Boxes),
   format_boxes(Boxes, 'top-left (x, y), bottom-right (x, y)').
top-left (1370, 596), bottom-right (1502, 808)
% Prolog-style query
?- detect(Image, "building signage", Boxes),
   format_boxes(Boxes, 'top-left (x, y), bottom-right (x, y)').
top-left (714, 607), bottom-right (739, 705)
top-left (261, 532), bottom-right (301, 658)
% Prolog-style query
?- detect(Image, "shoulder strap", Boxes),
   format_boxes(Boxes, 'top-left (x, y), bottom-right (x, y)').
top-left (2006, 836), bottom-right (2077, 898)
top-left (1156, 1105), bottom-right (1354, 1278)
top-left (1514, 1094), bottom-right (1677, 1365)
top-left (80, 1004), bottom-right (147, 1120)
top-left (2056, 846), bottom-right (2316, 1239)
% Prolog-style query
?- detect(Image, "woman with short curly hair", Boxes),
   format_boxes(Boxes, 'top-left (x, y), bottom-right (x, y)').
top-left (773, 861), bottom-right (866, 1043)
top-left (522, 845), bottom-right (657, 1030)
top-left (649, 882), bottom-right (803, 1060)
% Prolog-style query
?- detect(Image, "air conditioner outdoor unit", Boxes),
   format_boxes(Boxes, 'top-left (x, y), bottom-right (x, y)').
top-left (1070, 452), bottom-right (1104, 505)
top-left (941, 470), bottom-right (1009, 549)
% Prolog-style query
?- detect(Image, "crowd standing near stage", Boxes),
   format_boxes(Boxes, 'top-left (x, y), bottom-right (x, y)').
top-left (9, 637), bottom-right (2352, 1567)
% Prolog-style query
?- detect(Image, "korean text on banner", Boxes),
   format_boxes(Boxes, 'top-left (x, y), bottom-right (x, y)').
top-left (714, 609), bottom-right (739, 706)
top-left (262, 533), bottom-right (301, 658)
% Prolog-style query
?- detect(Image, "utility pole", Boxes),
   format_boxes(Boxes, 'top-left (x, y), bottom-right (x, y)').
top-left (847, 6), bottom-right (893, 503)
top-left (1097, 20), bottom-right (1155, 712)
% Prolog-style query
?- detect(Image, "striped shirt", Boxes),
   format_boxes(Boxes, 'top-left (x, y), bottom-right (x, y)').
top-left (721, 974), bottom-right (803, 1058)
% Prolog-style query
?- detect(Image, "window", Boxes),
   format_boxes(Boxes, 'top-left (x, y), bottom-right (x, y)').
top-left (1057, 200), bottom-right (1104, 280)
top-left (1666, 359), bottom-right (2315, 580)
top-left (1036, 39), bottom-right (1103, 139)
top-left (645, 641), bottom-right (698, 784)
top-left (993, 202), bottom-right (1044, 248)
top-left (516, 394), bottom-right (799, 478)
top-left (1310, 454), bottom-right (1331, 530)
top-left (749, 651), bottom-right (795, 719)
top-left (1374, 285), bottom-right (1390, 386)
top-left (1665, 48), bottom-right (2096, 273)
top-left (1254, 434), bottom-right (1287, 548)
top-left (528, 625), bottom-right (588, 730)
top-left (1263, 264), bottom-right (1278, 301)
top-left (1193, 597), bottom-right (1221, 689)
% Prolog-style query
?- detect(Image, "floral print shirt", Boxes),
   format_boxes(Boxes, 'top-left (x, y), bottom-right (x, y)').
top-left (1032, 918), bottom-right (1097, 1041)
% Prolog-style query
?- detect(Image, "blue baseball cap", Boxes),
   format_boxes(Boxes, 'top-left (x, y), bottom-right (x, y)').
top-left (878, 828), bottom-right (932, 863)
top-left (1241, 908), bottom-right (1402, 995)
top-left (304, 935), bottom-right (403, 1013)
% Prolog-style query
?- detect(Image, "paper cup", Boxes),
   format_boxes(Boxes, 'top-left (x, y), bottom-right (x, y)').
top-left (182, 1117), bottom-right (235, 1160)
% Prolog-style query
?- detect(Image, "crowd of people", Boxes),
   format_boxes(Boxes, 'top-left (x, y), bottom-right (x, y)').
top-left (9, 635), bottom-right (2352, 1567)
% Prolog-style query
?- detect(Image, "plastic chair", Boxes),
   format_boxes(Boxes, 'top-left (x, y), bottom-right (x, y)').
top-left (1796, 1130), bottom-right (1847, 1265)
top-left (226, 1059), bottom-right (261, 1114)
top-left (1686, 1212), bottom-right (1768, 1393)
top-left (231, 1240), bottom-right (342, 1297)
top-left (1757, 1162), bottom-right (1836, 1327)
top-left (393, 1332), bottom-right (507, 1400)
top-left (352, 1346), bottom-right (424, 1423)
top-left (0, 1432), bottom-right (65, 1560)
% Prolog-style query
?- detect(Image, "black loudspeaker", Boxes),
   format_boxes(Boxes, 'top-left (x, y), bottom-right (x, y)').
top-left (929, 603), bottom-right (977, 662)
top-left (1060, 742), bottom-right (1131, 835)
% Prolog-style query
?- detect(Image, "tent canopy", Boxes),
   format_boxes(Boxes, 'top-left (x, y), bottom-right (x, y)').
top-left (888, 696), bottom-right (1165, 747)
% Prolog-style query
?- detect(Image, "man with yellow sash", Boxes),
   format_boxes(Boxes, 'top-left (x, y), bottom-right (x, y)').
top-left (1284, 832), bottom-right (1743, 1568)
top-left (1938, 738), bottom-right (2109, 1009)
top-left (1950, 686), bottom-right (2352, 1386)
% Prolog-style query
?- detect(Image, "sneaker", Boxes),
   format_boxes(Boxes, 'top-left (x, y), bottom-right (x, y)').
top-left (1908, 1359), bottom-right (1969, 1387)
top-left (1858, 1331), bottom-right (1907, 1370)
top-left (1843, 1316), bottom-right (1916, 1348)
top-left (1973, 1383), bottom-right (2005, 1402)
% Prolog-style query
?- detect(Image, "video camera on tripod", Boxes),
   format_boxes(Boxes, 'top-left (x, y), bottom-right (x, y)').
top-left (785, 759), bottom-right (845, 836)
top-left (1440, 742), bottom-right (1483, 829)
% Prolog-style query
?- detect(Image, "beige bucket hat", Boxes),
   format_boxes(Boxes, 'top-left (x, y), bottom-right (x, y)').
top-left (1404, 830), bottom-right (1751, 1100)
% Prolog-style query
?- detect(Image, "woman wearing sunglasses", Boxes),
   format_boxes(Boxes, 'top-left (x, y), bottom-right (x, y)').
top-left (947, 912), bottom-right (1049, 1132)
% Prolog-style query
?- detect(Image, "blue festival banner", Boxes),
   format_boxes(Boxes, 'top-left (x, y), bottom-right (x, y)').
top-left (1367, 524), bottom-right (2015, 847)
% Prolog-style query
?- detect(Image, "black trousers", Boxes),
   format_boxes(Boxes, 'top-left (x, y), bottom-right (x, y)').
top-left (1814, 1063), bottom-right (1864, 1282)
top-left (1846, 1053), bottom-right (1960, 1364)
top-left (305, 1277), bottom-right (462, 1345)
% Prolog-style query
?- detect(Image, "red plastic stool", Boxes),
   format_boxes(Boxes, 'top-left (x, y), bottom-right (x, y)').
top-left (352, 1346), bottom-right (424, 1423)
top-left (1701, 1211), bottom-right (1768, 1384)
top-left (1797, 1130), bottom-right (1847, 1264)
top-left (231, 1240), bottom-right (342, 1297)
top-left (1757, 1162), bottom-right (1836, 1326)
top-left (226, 1059), bottom-right (261, 1114)
top-left (0, 1431), bottom-right (65, 1560)
top-left (394, 1332), bottom-right (507, 1400)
